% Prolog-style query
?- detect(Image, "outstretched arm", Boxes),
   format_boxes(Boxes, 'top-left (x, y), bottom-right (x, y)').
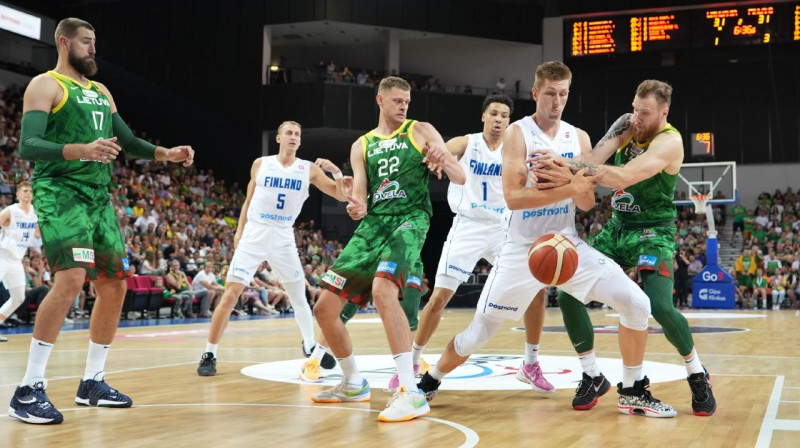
top-left (583, 113), bottom-right (633, 165)
top-left (413, 121), bottom-right (466, 185)
top-left (309, 158), bottom-right (349, 202)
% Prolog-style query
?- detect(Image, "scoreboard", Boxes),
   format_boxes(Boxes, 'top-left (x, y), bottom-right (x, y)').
top-left (567, 2), bottom-right (800, 56)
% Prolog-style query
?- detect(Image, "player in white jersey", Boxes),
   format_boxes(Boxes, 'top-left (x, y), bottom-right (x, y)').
top-left (0, 181), bottom-right (39, 342)
top-left (406, 94), bottom-right (554, 394)
top-left (417, 61), bottom-right (676, 418)
top-left (196, 121), bottom-right (348, 376)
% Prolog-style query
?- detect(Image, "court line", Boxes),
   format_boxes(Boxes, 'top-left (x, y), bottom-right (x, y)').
top-left (756, 375), bottom-right (784, 448)
top-left (780, 401), bottom-right (800, 404)
top-left (0, 402), bottom-right (480, 447)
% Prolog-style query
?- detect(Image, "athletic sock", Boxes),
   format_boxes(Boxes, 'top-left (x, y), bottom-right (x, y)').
top-left (429, 364), bottom-right (447, 381)
top-left (205, 342), bottom-right (219, 358)
top-left (394, 352), bottom-right (416, 390)
top-left (83, 341), bottom-right (110, 381)
top-left (412, 342), bottom-right (425, 366)
top-left (684, 351), bottom-right (704, 375)
top-left (622, 364), bottom-right (643, 388)
top-left (525, 342), bottom-right (540, 365)
top-left (310, 344), bottom-right (327, 361)
top-left (579, 351), bottom-right (601, 378)
top-left (337, 354), bottom-right (364, 385)
top-left (22, 338), bottom-right (54, 386)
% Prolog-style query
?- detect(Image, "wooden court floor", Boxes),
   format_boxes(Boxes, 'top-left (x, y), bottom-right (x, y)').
top-left (1, 308), bottom-right (798, 447)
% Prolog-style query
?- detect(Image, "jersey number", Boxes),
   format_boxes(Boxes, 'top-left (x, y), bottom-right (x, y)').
top-left (377, 156), bottom-right (400, 177)
top-left (481, 182), bottom-right (488, 201)
top-left (277, 193), bottom-right (285, 210)
top-left (91, 111), bottom-right (104, 131)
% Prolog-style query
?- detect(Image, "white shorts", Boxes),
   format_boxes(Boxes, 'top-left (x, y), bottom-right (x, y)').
top-left (435, 215), bottom-right (505, 289)
top-left (0, 256), bottom-right (25, 289)
top-left (226, 222), bottom-right (303, 285)
top-left (476, 235), bottom-right (619, 321)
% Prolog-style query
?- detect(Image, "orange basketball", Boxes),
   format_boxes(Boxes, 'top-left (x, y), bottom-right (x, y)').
top-left (528, 233), bottom-right (579, 286)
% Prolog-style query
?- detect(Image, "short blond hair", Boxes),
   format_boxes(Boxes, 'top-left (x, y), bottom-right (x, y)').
top-left (378, 76), bottom-right (410, 95)
top-left (636, 79), bottom-right (673, 107)
top-left (17, 181), bottom-right (32, 190)
top-left (533, 61), bottom-right (572, 90)
top-left (277, 121), bottom-right (301, 135)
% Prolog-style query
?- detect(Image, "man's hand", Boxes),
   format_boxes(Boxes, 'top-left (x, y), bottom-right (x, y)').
top-left (158, 145), bottom-right (195, 167)
top-left (346, 195), bottom-right (367, 221)
top-left (75, 137), bottom-right (120, 163)
top-left (314, 158), bottom-right (340, 174)
top-left (422, 144), bottom-right (448, 179)
top-left (532, 157), bottom-right (572, 189)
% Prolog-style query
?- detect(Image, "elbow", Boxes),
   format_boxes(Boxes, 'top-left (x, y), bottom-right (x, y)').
top-left (450, 173), bottom-right (466, 185)
top-left (505, 195), bottom-right (525, 211)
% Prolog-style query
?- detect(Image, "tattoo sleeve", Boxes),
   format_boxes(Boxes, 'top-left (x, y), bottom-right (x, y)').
top-left (593, 113), bottom-right (632, 151)
top-left (565, 160), bottom-right (602, 176)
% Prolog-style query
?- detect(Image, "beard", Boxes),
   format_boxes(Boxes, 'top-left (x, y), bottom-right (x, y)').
top-left (68, 48), bottom-right (98, 77)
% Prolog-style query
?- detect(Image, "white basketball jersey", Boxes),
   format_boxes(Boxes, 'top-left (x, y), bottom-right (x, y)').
top-left (447, 133), bottom-right (506, 220)
top-left (247, 156), bottom-right (310, 228)
top-left (505, 116), bottom-right (582, 244)
top-left (0, 203), bottom-right (38, 260)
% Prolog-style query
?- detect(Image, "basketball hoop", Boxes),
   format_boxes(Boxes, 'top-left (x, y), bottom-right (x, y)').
top-left (691, 194), bottom-right (709, 215)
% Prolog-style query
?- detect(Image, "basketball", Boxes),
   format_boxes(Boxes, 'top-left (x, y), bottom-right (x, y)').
top-left (528, 233), bottom-right (579, 285)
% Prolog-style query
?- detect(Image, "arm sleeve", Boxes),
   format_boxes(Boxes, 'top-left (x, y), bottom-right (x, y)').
top-left (19, 110), bottom-right (66, 162)
top-left (112, 113), bottom-right (157, 160)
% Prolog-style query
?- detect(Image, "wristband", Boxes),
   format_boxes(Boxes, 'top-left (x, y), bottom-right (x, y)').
top-left (333, 172), bottom-right (343, 180)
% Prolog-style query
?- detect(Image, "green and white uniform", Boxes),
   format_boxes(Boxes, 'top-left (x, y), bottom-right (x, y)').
top-left (320, 119), bottom-right (431, 306)
top-left (32, 71), bottom-right (128, 279)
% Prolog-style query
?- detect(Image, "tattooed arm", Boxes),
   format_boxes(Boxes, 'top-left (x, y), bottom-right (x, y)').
top-left (583, 113), bottom-right (633, 165)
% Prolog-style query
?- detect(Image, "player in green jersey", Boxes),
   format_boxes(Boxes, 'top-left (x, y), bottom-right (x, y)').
top-left (549, 80), bottom-right (716, 416)
top-left (9, 18), bottom-right (194, 425)
top-left (312, 76), bottom-right (465, 422)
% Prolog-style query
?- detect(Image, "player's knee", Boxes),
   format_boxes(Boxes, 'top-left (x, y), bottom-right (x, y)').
top-left (453, 315), bottom-right (503, 356)
top-left (426, 288), bottom-right (454, 312)
top-left (618, 284), bottom-right (651, 331)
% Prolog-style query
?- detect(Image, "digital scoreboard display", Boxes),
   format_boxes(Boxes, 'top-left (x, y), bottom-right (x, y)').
top-left (567, 2), bottom-right (800, 56)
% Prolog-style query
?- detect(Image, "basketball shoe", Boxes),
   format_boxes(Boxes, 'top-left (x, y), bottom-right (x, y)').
top-left (311, 379), bottom-right (371, 403)
top-left (300, 358), bottom-right (323, 383)
top-left (417, 371), bottom-right (442, 402)
top-left (378, 386), bottom-right (430, 422)
top-left (617, 376), bottom-right (677, 418)
top-left (8, 379), bottom-right (63, 424)
top-left (302, 342), bottom-right (337, 370)
top-left (75, 373), bottom-right (133, 407)
top-left (387, 357), bottom-right (430, 392)
top-left (687, 367), bottom-right (716, 416)
top-left (197, 352), bottom-right (217, 376)
top-left (572, 372), bottom-right (611, 410)
top-left (516, 361), bottom-right (556, 394)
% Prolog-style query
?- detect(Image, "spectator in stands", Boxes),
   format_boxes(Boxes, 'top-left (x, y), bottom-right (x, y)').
top-left (752, 268), bottom-right (769, 309)
top-left (192, 262), bottom-right (224, 315)
top-left (341, 66), bottom-right (354, 83)
top-left (674, 249), bottom-right (691, 308)
top-left (166, 259), bottom-right (207, 317)
top-left (304, 263), bottom-right (321, 306)
top-left (326, 59), bottom-right (337, 81)
top-left (19, 254), bottom-right (50, 323)
top-left (357, 69), bottom-right (369, 85)
top-left (495, 77), bottom-right (506, 93)
top-left (770, 267), bottom-right (788, 310)
top-left (157, 272), bottom-right (193, 318)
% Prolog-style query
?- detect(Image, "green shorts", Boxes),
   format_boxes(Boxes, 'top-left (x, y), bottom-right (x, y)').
top-left (737, 274), bottom-right (753, 288)
top-left (592, 219), bottom-right (676, 278)
top-left (321, 211), bottom-right (429, 307)
top-left (33, 178), bottom-right (130, 280)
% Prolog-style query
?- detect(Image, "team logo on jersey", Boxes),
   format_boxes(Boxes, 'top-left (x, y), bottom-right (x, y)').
top-left (373, 138), bottom-right (409, 153)
top-left (72, 248), bottom-right (95, 263)
top-left (611, 190), bottom-right (641, 213)
top-left (639, 229), bottom-right (657, 240)
top-left (373, 178), bottom-right (407, 202)
top-left (395, 221), bottom-right (413, 231)
top-left (623, 142), bottom-right (645, 160)
top-left (82, 89), bottom-right (98, 98)
top-left (322, 270), bottom-right (347, 289)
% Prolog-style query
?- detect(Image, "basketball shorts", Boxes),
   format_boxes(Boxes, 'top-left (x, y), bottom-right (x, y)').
top-left (0, 256), bottom-right (26, 289)
top-left (33, 178), bottom-right (129, 280)
top-left (320, 211), bottom-right (429, 307)
top-left (435, 215), bottom-right (504, 290)
top-left (592, 219), bottom-right (676, 278)
top-left (476, 235), bottom-right (622, 321)
top-left (227, 222), bottom-right (303, 285)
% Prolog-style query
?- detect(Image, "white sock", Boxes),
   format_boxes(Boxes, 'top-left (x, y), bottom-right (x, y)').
top-left (283, 280), bottom-right (316, 347)
top-left (684, 351), bottom-right (704, 375)
top-left (411, 342), bottom-right (425, 366)
top-left (622, 364), bottom-right (643, 388)
top-left (337, 354), bottom-right (364, 385)
top-left (205, 342), bottom-right (219, 357)
top-left (302, 339), bottom-right (315, 354)
top-left (579, 352), bottom-right (601, 378)
top-left (394, 352), bottom-right (415, 390)
top-left (525, 342), bottom-right (540, 365)
top-left (429, 364), bottom-right (447, 381)
top-left (310, 344), bottom-right (327, 361)
top-left (22, 338), bottom-right (54, 386)
top-left (83, 341), bottom-right (110, 381)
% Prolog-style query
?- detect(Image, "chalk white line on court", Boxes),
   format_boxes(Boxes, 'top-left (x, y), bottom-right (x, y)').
top-left (0, 402), bottom-right (480, 447)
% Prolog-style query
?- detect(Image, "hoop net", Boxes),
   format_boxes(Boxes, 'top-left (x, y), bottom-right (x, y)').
top-left (691, 194), bottom-right (709, 215)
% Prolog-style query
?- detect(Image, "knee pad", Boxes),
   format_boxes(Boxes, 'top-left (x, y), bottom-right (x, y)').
top-left (453, 314), bottom-right (504, 357)
top-left (617, 282), bottom-right (651, 331)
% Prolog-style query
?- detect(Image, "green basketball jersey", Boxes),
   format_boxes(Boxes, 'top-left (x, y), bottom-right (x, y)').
top-left (361, 119), bottom-right (432, 217)
top-left (34, 71), bottom-right (114, 185)
top-left (610, 124), bottom-right (680, 226)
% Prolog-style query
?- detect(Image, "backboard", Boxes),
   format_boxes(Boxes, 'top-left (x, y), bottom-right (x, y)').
top-left (673, 161), bottom-right (737, 207)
